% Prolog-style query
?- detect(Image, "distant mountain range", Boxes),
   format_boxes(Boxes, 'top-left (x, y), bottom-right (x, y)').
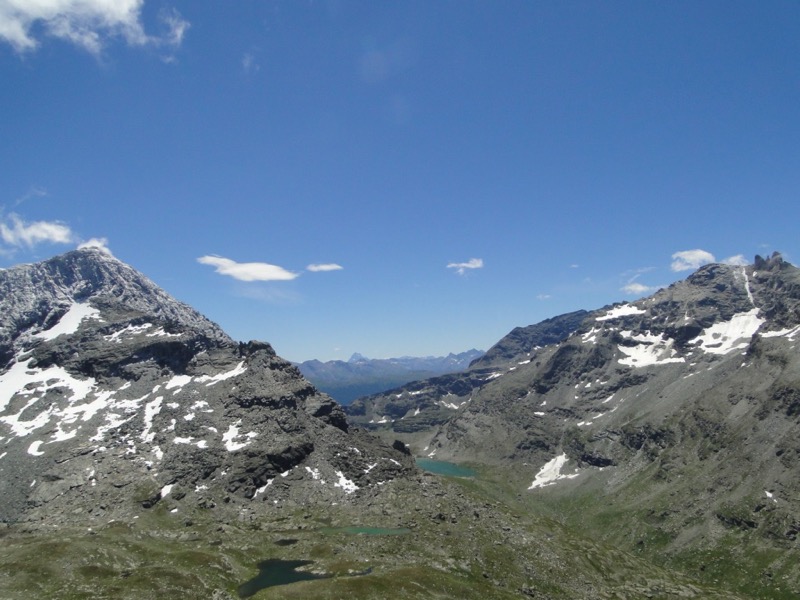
top-left (295, 349), bottom-right (484, 404)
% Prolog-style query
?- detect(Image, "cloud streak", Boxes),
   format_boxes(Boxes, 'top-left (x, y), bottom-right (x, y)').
top-left (447, 258), bottom-right (483, 275)
top-left (198, 255), bottom-right (299, 282)
top-left (0, 213), bottom-right (74, 248)
top-left (306, 263), bottom-right (343, 272)
top-left (0, 0), bottom-right (189, 55)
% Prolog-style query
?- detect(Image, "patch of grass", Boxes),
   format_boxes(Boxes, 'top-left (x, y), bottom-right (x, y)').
top-left (669, 535), bottom-right (800, 600)
top-left (481, 459), bottom-right (800, 600)
top-left (3, 465), bottom-right (794, 600)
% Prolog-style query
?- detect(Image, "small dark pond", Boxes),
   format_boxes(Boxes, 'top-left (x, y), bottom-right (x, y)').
top-left (273, 538), bottom-right (298, 546)
top-left (237, 558), bottom-right (375, 597)
top-left (415, 458), bottom-right (476, 478)
top-left (320, 526), bottom-right (410, 536)
top-left (237, 559), bottom-right (331, 598)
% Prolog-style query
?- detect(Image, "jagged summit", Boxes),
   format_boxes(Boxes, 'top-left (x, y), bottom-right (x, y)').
top-left (348, 352), bottom-right (369, 363)
top-left (754, 250), bottom-right (787, 271)
top-left (0, 247), bottom-right (231, 352)
top-left (471, 310), bottom-right (589, 369)
top-left (0, 251), bottom-right (414, 526)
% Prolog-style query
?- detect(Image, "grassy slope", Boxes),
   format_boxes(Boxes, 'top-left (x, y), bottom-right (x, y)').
top-left (0, 470), bottom-right (752, 600)
top-left (471, 462), bottom-right (800, 600)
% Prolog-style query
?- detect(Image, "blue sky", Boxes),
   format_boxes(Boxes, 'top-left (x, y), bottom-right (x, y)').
top-left (2, 1), bottom-right (799, 362)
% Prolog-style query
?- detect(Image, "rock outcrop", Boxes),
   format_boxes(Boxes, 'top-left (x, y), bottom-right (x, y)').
top-left (0, 248), bottom-right (415, 526)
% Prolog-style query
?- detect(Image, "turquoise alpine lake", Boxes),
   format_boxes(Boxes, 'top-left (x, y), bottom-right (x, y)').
top-left (415, 458), bottom-right (476, 478)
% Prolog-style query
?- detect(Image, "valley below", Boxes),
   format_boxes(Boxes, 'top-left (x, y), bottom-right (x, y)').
top-left (1, 249), bottom-right (799, 599)
top-left (0, 462), bottom-right (776, 600)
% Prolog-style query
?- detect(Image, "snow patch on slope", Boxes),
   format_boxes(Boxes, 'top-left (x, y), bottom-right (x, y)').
top-left (761, 325), bottom-right (800, 341)
top-left (104, 323), bottom-right (154, 342)
top-left (0, 358), bottom-right (105, 438)
top-left (528, 453), bottom-right (579, 489)
top-left (34, 302), bottom-right (101, 341)
top-left (596, 304), bottom-right (645, 321)
top-left (618, 332), bottom-right (685, 368)
top-left (222, 420), bottom-right (257, 451)
top-left (196, 362), bottom-right (247, 386)
top-left (692, 309), bottom-right (764, 355)
top-left (334, 471), bottom-right (358, 494)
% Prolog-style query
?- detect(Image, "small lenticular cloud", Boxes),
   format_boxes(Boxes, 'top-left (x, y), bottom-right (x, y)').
top-left (198, 255), bottom-right (299, 282)
top-left (306, 263), bottom-right (343, 272)
top-left (447, 258), bottom-right (483, 275)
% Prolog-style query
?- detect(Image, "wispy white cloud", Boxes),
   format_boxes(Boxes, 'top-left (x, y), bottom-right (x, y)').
top-left (620, 267), bottom-right (660, 296)
top-left (77, 237), bottom-right (113, 256)
top-left (358, 38), bottom-right (418, 84)
top-left (621, 282), bottom-right (658, 295)
top-left (306, 263), bottom-right (343, 272)
top-left (198, 255), bottom-right (299, 282)
top-left (447, 258), bottom-right (483, 275)
top-left (721, 254), bottom-right (749, 266)
top-left (0, 213), bottom-right (74, 248)
top-left (242, 51), bottom-right (260, 74)
top-left (0, 0), bottom-right (189, 56)
top-left (537, 293), bottom-right (552, 300)
top-left (234, 284), bottom-right (302, 305)
top-left (671, 249), bottom-right (716, 272)
top-left (13, 186), bottom-right (48, 207)
top-left (159, 7), bottom-right (188, 47)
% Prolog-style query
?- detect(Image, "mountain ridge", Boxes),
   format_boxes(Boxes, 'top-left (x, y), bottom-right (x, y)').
top-left (0, 248), bottom-right (416, 526)
top-left (346, 253), bottom-right (800, 595)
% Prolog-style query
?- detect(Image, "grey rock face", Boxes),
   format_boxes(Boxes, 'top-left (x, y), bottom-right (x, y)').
top-left (0, 248), bottom-right (414, 526)
top-left (352, 254), bottom-right (800, 547)
top-left (470, 310), bottom-right (589, 369)
top-left (345, 310), bottom-right (589, 433)
top-left (0, 248), bottom-right (231, 354)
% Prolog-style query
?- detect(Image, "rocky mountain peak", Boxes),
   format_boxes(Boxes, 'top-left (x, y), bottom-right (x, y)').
top-left (351, 253), bottom-right (800, 462)
top-left (754, 250), bottom-right (786, 271)
top-left (345, 256), bottom-right (800, 593)
top-left (0, 251), bottom-right (415, 526)
top-left (0, 247), bottom-right (232, 355)
top-left (471, 310), bottom-right (589, 368)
